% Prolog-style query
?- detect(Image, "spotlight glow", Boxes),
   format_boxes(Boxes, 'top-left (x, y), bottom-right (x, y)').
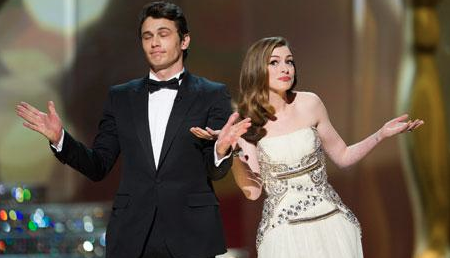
top-left (24, 0), bottom-right (110, 35)
top-left (83, 241), bottom-right (94, 252)
top-left (0, 210), bottom-right (7, 221)
top-left (8, 210), bottom-right (16, 221)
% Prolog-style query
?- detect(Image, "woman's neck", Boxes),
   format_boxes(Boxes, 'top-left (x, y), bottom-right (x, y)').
top-left (269, 90), bottom-right (289, 113)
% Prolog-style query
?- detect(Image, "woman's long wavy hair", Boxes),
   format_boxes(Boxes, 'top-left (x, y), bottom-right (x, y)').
top-left (238, 37), bottom-right (297, 144)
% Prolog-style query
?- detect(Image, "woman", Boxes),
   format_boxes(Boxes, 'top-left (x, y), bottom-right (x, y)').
top-left (191, 37), bottom-right (423, 257)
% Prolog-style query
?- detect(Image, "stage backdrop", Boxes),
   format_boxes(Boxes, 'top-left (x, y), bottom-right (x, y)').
top-left (0, 0), bottom-right (449, 257)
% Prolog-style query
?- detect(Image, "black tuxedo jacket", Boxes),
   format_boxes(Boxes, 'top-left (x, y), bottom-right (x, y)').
top-left (52, 72), bottom-right (233, 258)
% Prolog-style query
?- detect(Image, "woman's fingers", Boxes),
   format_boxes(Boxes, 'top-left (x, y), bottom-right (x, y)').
top-left (406, 119), bottom-right (419, 131)
top-left (393, 114), bottom-right (409, 123)
top-left (247, 171), bottom-right (263, 185)
top-left (399, 121), bottom-right (411, 133)
top-left (406, 119), bottom-right (424, 132)
top-left (414, 120), bottom-right (425, 129)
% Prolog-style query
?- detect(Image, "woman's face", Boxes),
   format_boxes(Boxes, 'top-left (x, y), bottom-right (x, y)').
top-left (267, 46), bottom-right (295, 94)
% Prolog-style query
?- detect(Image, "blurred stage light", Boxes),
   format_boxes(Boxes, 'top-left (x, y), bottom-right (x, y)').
top-left (0, 184), bottom-right (6, 195)
top-left (23, 0), bottom-right (109, 35)
top-left (0, 185), bottom-right (109, 255)
top-left (0, 240), bottom-right (5, 252)
top-left (15, 210), bottom-right (24, 221)
top-left (54, 222), bottom-right (65, 233)
top-left (0, 210), bottom-right (7, 221)
top-left (83, 215), bottom-right (94, 232)
top-left (82, 240), bottom-right (94, 252)
top-left (13, 187), bottom-right (24, 203)
top-left (23, 188), bottom-right (32, 201)
top-left (8, 210), bottom-right (16, 221)
top-left (93, 207), bottom-right (104, 218)
top-left (99, 232), bottom-right (106, 247)
top-left (28, 220), bottom-right (37, 231)
top-left (1, 222), bottom-right (11, 233)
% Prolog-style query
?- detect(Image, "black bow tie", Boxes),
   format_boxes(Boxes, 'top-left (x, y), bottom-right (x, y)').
top-left (147, 73), bottom-right (184, 93)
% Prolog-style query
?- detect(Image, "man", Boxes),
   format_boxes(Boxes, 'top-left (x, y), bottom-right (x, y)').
top-left (16, 2), bottom-right (250, 258)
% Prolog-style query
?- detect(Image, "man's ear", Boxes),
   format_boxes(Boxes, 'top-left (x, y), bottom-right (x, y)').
top-left (181, 34), bottom-right (190, 50)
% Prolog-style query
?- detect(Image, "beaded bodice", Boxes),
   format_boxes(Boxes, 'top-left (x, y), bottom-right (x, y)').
top-left (256, 127), bottom-right (360, 249)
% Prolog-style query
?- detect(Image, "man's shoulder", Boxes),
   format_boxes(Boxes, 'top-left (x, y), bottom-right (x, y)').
top-left (110, 76), bottom-right (146, 93)
top-left (189, 73), bottom-right (226, 92)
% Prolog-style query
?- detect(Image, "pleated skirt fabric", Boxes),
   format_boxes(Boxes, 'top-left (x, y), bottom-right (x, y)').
top-left (257, 213), bottom-right (363, 258)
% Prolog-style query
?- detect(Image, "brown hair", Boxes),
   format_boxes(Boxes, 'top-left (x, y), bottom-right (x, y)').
top-left (238, 37), bottom-right (297, 144)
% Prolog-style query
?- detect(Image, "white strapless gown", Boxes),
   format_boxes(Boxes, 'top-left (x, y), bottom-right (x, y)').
top-left (256, 127), bottom-right (363, 258)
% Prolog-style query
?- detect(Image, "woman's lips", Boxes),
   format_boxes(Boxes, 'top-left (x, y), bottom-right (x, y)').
top-left (278, 76), bottom-right (291, 82)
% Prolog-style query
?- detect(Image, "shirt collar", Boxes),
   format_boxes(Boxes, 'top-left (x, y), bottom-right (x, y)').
top-left (149, 68), bottom-right (185, 85)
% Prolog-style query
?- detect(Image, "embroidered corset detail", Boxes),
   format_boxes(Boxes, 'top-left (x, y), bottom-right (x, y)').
top-left (255, 127), bottom-right (361, 249)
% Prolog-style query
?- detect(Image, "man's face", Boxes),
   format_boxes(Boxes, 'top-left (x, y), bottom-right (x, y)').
top-left (141, 17), bottom-right (190, 72)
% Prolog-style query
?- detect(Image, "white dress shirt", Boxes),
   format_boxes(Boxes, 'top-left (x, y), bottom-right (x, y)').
top-left (148, 70), bottom-right (182, 168)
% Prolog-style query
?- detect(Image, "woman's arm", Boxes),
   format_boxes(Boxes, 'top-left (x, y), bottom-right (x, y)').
top-left (311, 94), bottom-right (423, 169)
top-left (231, 138), bottom-right (263, 200)
top-left (190, 125), bottom-right (263, 200)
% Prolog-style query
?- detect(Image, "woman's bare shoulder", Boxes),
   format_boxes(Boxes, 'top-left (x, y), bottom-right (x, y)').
top-left (293, 91), bottom-right (323, 108)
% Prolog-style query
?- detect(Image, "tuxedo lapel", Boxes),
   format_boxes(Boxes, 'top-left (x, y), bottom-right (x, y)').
top-left (128, 77), bottom-right (157, 174)
top-left (158, 72), bottom-right (199, 169)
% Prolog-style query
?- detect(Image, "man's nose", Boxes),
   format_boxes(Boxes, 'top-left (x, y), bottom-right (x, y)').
top-left (151, 36), bottom-right (161, 47)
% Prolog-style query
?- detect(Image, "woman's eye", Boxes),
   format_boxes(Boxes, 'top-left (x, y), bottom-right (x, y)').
top-left (287, 60), bottom-right (295, 65)
top-left (269, 60), bottom-right (278, 65)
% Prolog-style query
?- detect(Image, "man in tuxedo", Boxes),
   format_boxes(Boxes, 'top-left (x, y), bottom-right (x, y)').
top-left (16, 2), bottom-right (250, 258)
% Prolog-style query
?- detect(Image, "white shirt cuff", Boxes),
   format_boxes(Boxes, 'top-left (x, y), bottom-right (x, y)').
top-left (214, 141), bottom-right (232, 167)
top-left (50, 130), bottom-right (65, 152)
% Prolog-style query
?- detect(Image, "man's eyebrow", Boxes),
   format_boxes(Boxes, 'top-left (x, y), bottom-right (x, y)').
top-left (156, 27), bottom-right (172, 31)
top-left (141, 27), bottom-right (173, 35)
